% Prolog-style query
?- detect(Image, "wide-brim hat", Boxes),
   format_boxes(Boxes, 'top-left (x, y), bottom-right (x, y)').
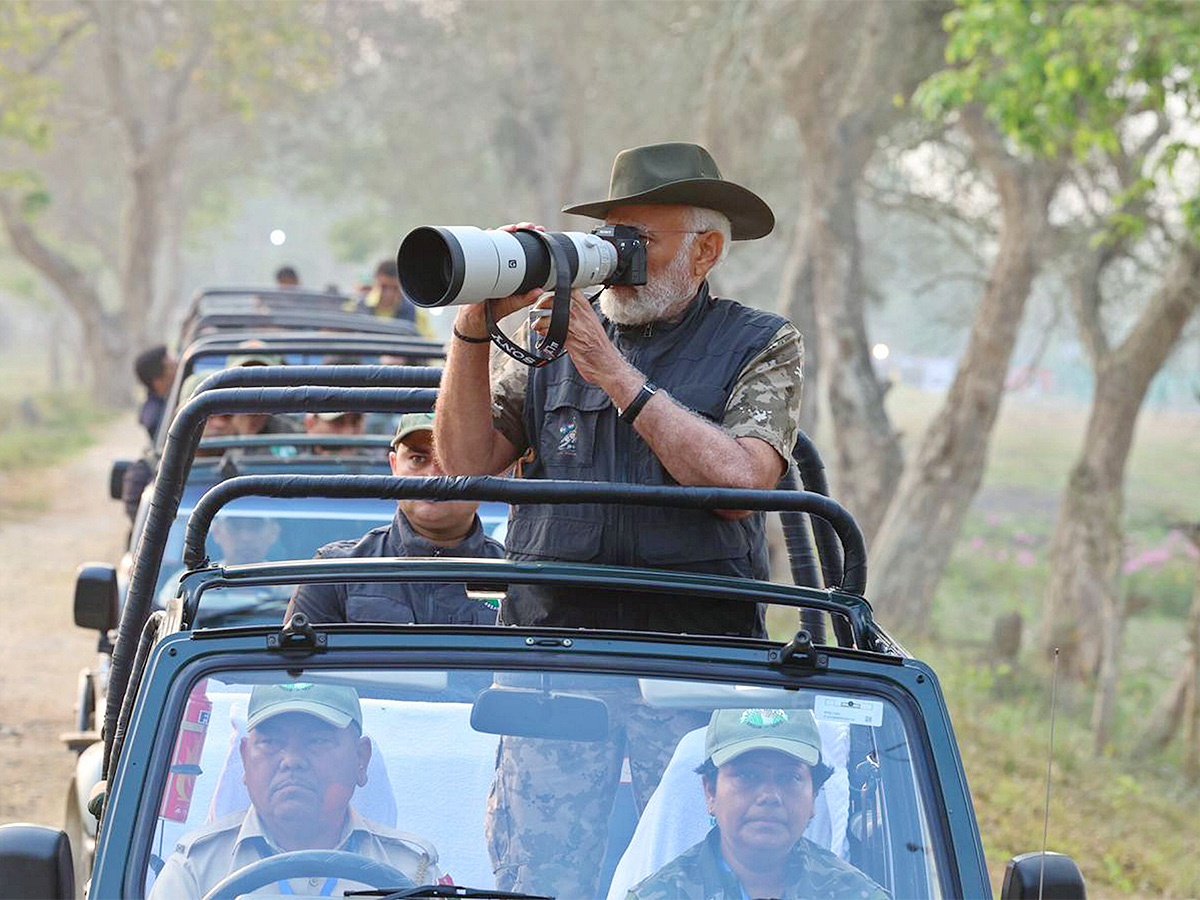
top-left (562, 142), bottom-right (774, 241)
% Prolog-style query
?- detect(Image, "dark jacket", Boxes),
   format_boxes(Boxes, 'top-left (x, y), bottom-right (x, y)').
top-left (288, 506), bottom-right (504, 624)
top-left (503, 283), bottom-right (784, 636)
top-left (139, 393), bottom-right (166, 440)
top-left (626, 827), bottom-right (889, 900)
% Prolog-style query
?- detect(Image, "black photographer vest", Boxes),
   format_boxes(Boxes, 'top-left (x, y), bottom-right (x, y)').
top-left (502, 282), bottom-right (787, 636)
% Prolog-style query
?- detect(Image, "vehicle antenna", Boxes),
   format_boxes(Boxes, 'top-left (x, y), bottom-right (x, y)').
top-left (1038, 647), bottom-right (1060, 900)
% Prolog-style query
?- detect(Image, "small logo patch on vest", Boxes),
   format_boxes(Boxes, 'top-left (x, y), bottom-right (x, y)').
top-left (557, 419), bottom-right (578, 456)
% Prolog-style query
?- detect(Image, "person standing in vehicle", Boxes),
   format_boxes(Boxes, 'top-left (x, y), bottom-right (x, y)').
top-left (134, 345), bottom-right (177, 441)
top-left (434, 142), bottom-right (803, 899)
top-left (286, 412), bottom-right (504, 624)
top-left (149, 683), bottom-right (442, 899)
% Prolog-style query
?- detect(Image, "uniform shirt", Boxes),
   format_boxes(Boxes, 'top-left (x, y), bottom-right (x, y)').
top-left (491, 315), bottom-right (803, 466)
top-left (148, 806), bottom-right (441, 900)
top-left (626, 827), bottom-right (888, 900)
top-left (287, 507), bottom-right (504, 624)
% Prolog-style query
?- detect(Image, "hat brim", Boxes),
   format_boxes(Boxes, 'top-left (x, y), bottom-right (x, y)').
top-left (248, 700), bottom-right (355, 731)
top-left (562, 178), bottom-right (775, 242)
top-left (710, 737), bottom-right (821, 768)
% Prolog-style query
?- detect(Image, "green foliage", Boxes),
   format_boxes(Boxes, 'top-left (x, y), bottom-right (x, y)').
top-left (915, 0), bottom-right (1200, 239)
top-left (0, 2), bottom-right (87, 148)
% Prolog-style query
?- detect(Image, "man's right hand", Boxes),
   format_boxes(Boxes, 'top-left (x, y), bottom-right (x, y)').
top-left (452, 222), bottom-right (550, 341)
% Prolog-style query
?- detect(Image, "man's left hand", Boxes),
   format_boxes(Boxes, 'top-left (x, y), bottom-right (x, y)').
top-left (530, 290), bottom-right (631, 391)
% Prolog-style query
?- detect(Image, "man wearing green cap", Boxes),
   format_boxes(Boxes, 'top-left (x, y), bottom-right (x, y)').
top-left (627, 709), bottom-right (887, 900)
top-left (150, 683), bottom-right (442, 898)
top-left (286, 411), bottom-right (504, 624)
top-left (437, 142), bottom-right (804, 898)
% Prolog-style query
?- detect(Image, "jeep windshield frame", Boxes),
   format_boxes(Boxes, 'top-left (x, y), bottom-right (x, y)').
top-left (92, 628), bottom-right (987, 900)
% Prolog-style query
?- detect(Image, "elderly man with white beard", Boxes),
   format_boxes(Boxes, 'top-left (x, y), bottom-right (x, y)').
top-left (434, 142), bottom-right (805, 898)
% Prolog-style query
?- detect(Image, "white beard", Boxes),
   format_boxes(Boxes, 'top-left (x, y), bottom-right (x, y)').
top-left (599, 244), bottom-right (696, 326)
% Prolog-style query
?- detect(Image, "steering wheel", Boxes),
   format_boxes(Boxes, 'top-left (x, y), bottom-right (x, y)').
top-left (199, 849), bottom-right (415, 900)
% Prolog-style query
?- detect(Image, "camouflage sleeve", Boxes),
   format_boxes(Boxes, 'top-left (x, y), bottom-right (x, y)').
top-left (721, 323), bottom-right (804, 462)
top-left (490, 322), bottom-right (531, 454)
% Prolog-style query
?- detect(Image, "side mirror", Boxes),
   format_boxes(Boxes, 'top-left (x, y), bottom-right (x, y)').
top-left (471, 688), bottom-right (609, 742)
top-left (1001, 851), bottom-right (1086, 899)
top-left (109, 460), bottom-right (132, 500)
top-left (74, 564), bottom-right (119, 632)
top-left (0, 823), bottom-right (74, 900)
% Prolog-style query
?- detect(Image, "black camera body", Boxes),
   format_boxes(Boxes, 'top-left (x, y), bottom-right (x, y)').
top-left (590, 224), bottom-right (648, 287)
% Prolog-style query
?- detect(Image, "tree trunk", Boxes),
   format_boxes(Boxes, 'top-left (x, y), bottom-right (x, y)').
top-left (776, 195), bottom-right (819, 439)
top-left (802, 161), bottom-right (901, 540)
top-left (1043, 245), bottom-right (1200, 678)
top-left (869, 112), bottom-right (1060, 637)
top-left (782, 0), bottom-right (947, 540)
top-left (0, 195), bottom-right (130, 404)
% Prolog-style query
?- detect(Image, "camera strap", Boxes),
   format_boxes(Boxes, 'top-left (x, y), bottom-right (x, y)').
top-left (486, 227), bottom-right (572, 368)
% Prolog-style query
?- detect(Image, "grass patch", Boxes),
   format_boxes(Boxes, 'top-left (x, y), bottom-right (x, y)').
top-left (0, 391), bottom-right (113, 523)
top-left (918, 643), bottom-right (1200, 897)
top-left (0, 391), bottom-right (110, 471)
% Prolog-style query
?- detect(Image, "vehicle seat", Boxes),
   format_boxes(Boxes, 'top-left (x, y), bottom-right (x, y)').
top-left (604, 720), bottom-right (850, 900)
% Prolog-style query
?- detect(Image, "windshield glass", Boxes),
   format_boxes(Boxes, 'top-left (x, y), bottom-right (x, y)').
top-left (141, 666), bottom-right (946, 900)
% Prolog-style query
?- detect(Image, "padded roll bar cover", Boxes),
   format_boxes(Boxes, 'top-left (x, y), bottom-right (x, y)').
top-left (181, 474), bottom-right (868, 597)
top-left (102, 382), bottom-right (439, 782)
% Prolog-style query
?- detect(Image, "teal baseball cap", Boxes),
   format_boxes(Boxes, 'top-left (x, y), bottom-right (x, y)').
top-left (705, 708), bottom-right (822, 767)
top-left (392, 411), bottom-right (436, 448)
top-left (247, 682), bottom-right (363, 731)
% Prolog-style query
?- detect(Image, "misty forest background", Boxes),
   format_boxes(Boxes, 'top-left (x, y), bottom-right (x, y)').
top-left (2, 1), bottom-right (1200, 894)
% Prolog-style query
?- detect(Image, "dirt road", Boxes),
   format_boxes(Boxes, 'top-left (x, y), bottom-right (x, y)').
top-left (0, 413), bottom-right (140, 827)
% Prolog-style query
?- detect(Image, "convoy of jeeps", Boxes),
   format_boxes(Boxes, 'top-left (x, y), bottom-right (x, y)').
top-left (0, 285), bottom-right (1088, 899)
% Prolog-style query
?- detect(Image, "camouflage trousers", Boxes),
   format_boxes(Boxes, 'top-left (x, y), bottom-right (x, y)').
top-left (485, 689), bottom-right (708, 899)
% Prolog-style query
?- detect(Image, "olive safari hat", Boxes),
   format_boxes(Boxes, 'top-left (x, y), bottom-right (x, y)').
top-left (247, 682), bottom-right (363, 730)
top-left (562, 142), bottom-right (775, 241)
top-left (705, 708), bottom-right (822, 767)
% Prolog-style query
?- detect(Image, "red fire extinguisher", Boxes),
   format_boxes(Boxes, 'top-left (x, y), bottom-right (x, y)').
top-left (161, 678), bottom-right (212, 822)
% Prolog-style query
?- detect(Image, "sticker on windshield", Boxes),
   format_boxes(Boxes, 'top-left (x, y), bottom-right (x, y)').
top-left (814, 695), bottom-right (884, 727)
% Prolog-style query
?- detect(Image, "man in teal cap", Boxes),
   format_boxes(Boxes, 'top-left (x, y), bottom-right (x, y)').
top-left (628, 709), bottom-right (887, 900)
top-left (287, 411), bottom-right (503, 624)
top-left (150, 683), bottom-right (442, 898)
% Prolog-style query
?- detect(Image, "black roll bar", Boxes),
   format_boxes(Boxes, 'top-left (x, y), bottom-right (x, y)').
top-left (793, 433), bottom-right (843, 588)
top-left (158, 362), bottom-right (442, 453)
top-left (182, 474), bottom-right (868, 594)
top-left (101, 382), bottom-right (438, 780)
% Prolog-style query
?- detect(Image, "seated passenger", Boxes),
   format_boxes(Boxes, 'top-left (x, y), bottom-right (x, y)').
top-left (286, 411), bottom-right (503, 624)
top-left (627, 709), bottom-right (887, 900)
top-left (304, 411), bottom-right (367, 449)
top-left (156, 513), bottom-right (283, 615)
top-left (150, 684), bottom-right (441, 899)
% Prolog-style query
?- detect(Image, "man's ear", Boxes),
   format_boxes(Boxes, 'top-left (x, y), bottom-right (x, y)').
top-left (356, 734), bottom-right (372, 787)
top-left (693, 231), bottom-right (724, 279)
top-left (702, 773), bottom-right (717, 814)
top-left (239, 736), bottom-right (249, 785)
top-left (388, 450), bottom-right (400, 476)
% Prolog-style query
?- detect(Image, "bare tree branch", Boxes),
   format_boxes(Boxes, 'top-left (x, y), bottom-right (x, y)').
top-left (21, 14), bottom-right (89, 76)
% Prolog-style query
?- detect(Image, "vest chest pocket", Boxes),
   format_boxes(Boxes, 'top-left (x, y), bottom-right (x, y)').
top-left (538, 377), bottom-right (611, 469)
top-left (345, 586), bottom-right (416, 624)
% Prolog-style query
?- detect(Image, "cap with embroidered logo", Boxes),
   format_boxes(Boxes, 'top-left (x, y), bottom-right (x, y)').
top-left (705, 707), bottom-right (822, 767)
top-left (247, 682), bottom-right (363, 731)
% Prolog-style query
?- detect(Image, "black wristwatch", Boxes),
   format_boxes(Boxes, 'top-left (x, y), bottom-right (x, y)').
top-left (619, 381), bottom-right (658, 424)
